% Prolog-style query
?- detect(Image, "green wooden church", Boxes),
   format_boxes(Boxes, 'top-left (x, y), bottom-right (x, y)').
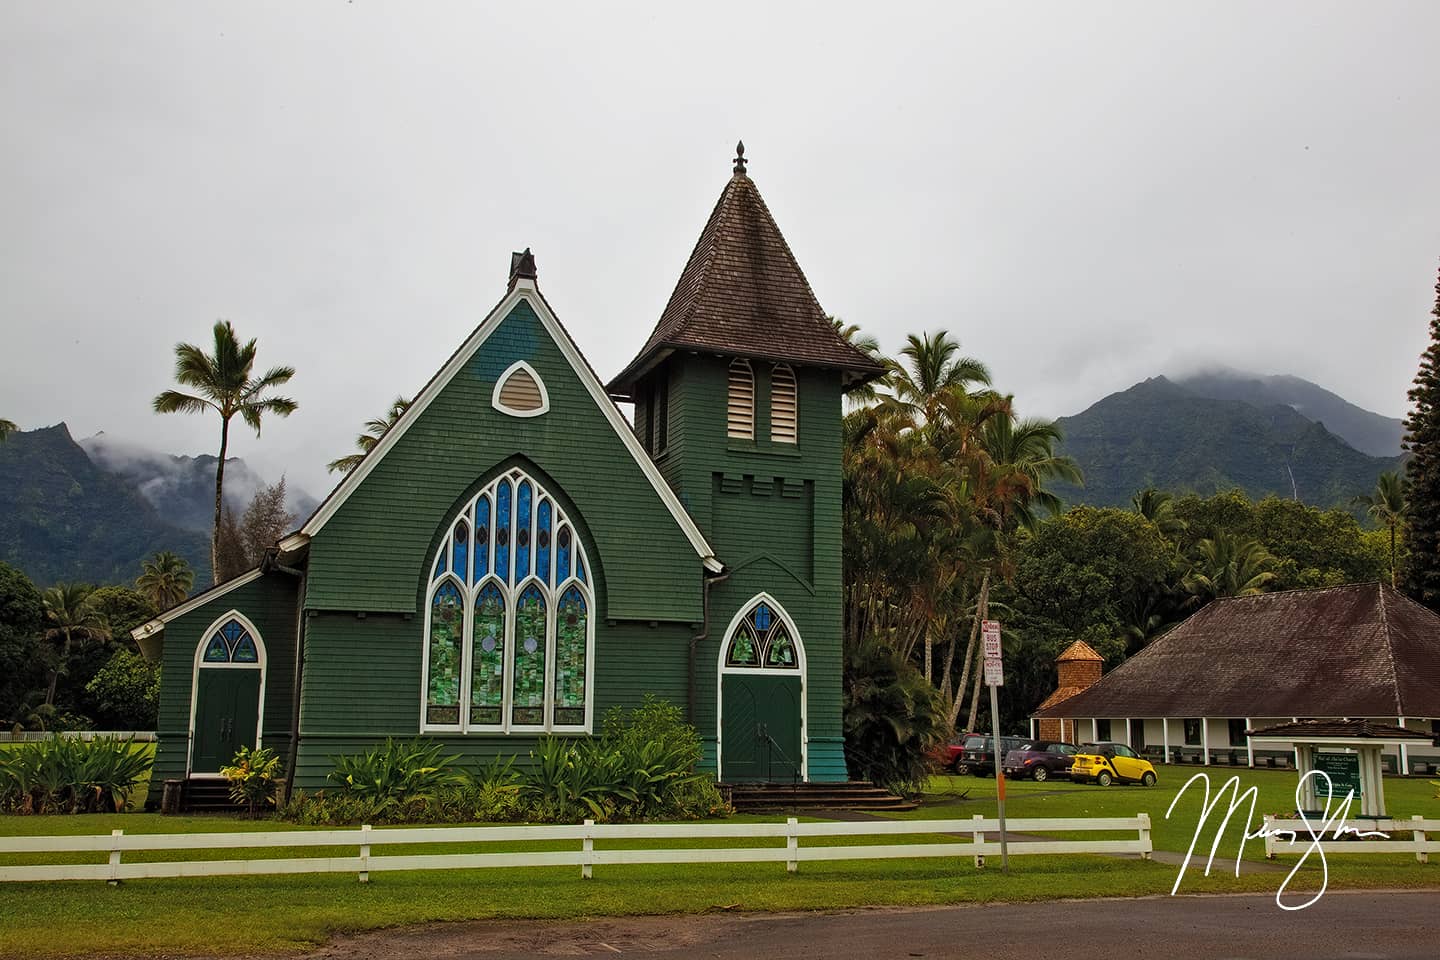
top-left (133, 146), bottom-right (884, 804)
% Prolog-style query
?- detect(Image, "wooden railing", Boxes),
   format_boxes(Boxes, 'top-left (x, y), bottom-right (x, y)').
top-left (0, 814), bottom-right (1152, 884)
top-left (1262, 816), bottom-right (1437, 862)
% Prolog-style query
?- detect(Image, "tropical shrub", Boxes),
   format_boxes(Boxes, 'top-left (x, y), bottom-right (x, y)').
top-left (844, 638), bottom-right (947, 795)
top-left (0, 736), bottom-right (152, 814)
top-left (84, 650), bottom-right (160, 730)
top-left (221, 745), bottom-right (284, 817)
top-left (326, 738), bottom-right (465, 818)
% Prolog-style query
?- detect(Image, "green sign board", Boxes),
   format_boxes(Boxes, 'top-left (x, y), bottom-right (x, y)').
top-left (1312, 751), bottom-right (1362, 798)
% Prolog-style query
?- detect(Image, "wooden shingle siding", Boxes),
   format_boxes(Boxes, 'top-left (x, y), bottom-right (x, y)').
top-left (147, 572), bottom-right (299, 804)
top-left (303, 301), bottom-right (703, 623)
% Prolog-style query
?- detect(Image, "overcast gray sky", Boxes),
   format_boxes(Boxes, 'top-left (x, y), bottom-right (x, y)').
top-left (3, 1), bottom-right (1438, 499)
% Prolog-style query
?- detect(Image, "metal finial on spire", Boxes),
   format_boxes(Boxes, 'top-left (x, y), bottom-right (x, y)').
top-left (733, 140), bottom-right (747, 175)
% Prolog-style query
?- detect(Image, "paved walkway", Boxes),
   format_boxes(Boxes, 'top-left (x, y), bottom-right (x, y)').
top-left (304, 891), bottom-right (1439, 959)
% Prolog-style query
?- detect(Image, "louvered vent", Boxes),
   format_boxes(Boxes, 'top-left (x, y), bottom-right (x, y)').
top-left (727, 360), bottom-right (755, 440)
top-left (493, 362), bottom-right (549, 417)
top-left (771, 364), bottom-right (797, 443)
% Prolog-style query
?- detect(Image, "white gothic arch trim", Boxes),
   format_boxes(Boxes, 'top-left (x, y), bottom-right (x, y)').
top-left (715, 592), bottom-right (808, 781)
top-left (187, 609), bottom-right (268, 777)
top-left (492, 360), bottom-right (551, 418)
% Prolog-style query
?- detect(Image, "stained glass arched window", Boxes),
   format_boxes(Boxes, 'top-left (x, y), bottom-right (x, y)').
top-left (722, 597), bottom-right (801, 671)
top-left (200, 616), bottom-right (264, 665)
top-left (422, 466), bottom-right (595, 733)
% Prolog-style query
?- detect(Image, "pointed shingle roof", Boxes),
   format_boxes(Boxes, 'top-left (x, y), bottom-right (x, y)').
top-left (607, 165), bottom-right (885, 399)
top-left (1057, 640), bottom-right (1104, 662)
top-left (1033, 582), bottom-right (1440, 719)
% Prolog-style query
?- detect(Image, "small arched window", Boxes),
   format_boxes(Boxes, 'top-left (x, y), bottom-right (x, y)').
top-left (727, 359), bottom-right (754, 441)
top-left (493, 361), bottom-right (549, 417)
top-left (723, 599), bottom-right (799, 670)
top-left (770, 364), bottom-right (797, 444)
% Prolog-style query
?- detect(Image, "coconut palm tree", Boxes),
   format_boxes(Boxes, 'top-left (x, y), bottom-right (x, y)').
top-left (886, 330), bottom-right (992, 428)
top-left (1353, 471), bottom-right (1406, 587)
top-left (830, 317), bottom-right (887, 405)
top-left (1182, 533), bottom-right (1277, 603)
top-left (154, 321), bottom-right (297, 584)
top-left (135, 551), bottom-right (196, 610)
top-left (1132, 487), bottom-right (1188, 541)
top-left (0, 418), bottom-right (16, 442)
top-left (41, 583), bottom-right (109, 708)
top-left (327, 396), bottom-right (411, 474)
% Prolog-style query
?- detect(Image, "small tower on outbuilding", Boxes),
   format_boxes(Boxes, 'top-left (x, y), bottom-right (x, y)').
top-left (1036, 641), bottom-right (1105, 743)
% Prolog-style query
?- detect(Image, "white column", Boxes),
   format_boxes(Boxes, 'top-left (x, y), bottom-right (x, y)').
top-left (1201, 717), bottom-right (1210, 765)
top-left (1246, 717), bottom-right (1254, 767)
top-left (1399, 717), bottom-right (1409, 776)
top-left (1030, 717), bottom-right (1037, 740)
top-left (1091, 718), bottom-right (1099, 743)
top-left (1162, 718), bottom-right (1170, 764)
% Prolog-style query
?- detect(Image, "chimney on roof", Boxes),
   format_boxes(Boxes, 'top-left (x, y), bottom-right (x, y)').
top-left (508, 248), bottom-right (537, 289)
top-left (1056, 640), bottom-right (1104, 690)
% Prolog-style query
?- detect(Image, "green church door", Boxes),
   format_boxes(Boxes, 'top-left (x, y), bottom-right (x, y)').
top-left (721, 674), bottom-right (802, 783)
top-left (191, 670), bottom-right (261, 774)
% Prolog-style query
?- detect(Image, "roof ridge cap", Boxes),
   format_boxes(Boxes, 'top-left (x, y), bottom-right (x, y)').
top-left (1207, 580), bottom-right (1381, 604)
top-left (1376, 584), bottom-right (1402, 715)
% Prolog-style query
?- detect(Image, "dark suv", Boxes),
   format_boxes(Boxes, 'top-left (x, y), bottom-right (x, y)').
top-left (1001, 740), bottom-right (1079, 782)
top-left (958, 733), bottom-right (1031, 777)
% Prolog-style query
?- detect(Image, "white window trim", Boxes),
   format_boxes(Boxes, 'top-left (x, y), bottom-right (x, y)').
top-left (420, 468), bottom-right (595, 736)
top-left (770, 363), bottom-right (798, 444)
top-left (187, 610), bottom-right (267, 779)
top-left (727, 358), bottom-right (756, 441)
top-left (491, 360), bottom-right (551, 418)
top-left (715, 593), bottom-right (808, 781)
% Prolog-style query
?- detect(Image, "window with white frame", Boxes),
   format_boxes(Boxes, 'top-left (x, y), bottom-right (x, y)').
top-left (423, 467), bottom-right (594, 733)
top-left (727, 359), bottom-right (754, 440)
top-left (770, 364), bottom-right (797, 443)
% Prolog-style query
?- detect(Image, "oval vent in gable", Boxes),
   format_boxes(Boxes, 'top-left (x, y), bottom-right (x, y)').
top-left (492, 362), bottom-right (550, 418)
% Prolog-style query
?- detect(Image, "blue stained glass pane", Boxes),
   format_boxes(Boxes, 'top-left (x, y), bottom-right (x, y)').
top-left (452, 522), bottom-right (469, 581)
top-left (473, 495), bottom-right (490, 581)
top-left (202, 634), bottom-right (229, 662)
top-left (516, 481), bottom-right (532, 581)
top-left (577, 555), bottom-right (587, 584)
top-left (221, 620), bottom-right (243, 643)
top-left (232, 634), bottom-right (259, 663)
top-left (496, 480), bottom-right (511, 582)
top-left (537, 500), bottom-right (552, 585)
top-left (433, 549), bottom-right (447, 580)
top-left (754, 604), bottom-right (772, 632)
top-left (557, 526), bottom-right (572, 581)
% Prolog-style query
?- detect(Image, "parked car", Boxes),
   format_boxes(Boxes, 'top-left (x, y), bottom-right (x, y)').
top-left (932, 734), bottom-right (973, 773)
top-left (958, 733), bottom-right (1031, 777)
top-left (1001, 740), bottom-right (1080, 782)
top-left (1069, 742), bottom-right (1158, 786)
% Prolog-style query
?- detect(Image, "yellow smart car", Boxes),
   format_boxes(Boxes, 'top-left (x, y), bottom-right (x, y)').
top-left (1069, 742), bottom-right (1158, 786)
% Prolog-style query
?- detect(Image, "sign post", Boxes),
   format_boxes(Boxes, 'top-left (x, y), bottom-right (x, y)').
top-left (982, 619), bottom-right (1008, 873)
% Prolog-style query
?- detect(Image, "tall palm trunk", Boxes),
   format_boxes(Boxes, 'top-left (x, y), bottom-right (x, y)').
top-left (948, 570), bottom-right (989, 727)
top-left (1389, 522), bottom-right (1398, 588)
top-left (212, 416), bottom-right (230, 585)
top-left (44, 627), bottom-right (72, 707)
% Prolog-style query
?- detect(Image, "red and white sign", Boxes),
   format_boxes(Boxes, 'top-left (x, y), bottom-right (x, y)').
top-left (983, 656), bottom-right (1004, 687)
top-left (982, 619), bottom-right (1002, 660)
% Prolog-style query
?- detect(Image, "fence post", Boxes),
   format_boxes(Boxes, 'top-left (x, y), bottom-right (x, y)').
top-left (1263, 816), bottom-right (1275, 859)
top-left (358, 824), bottom-right (371, 884)
top-left (108, 829), bottom-right (123, 886)
top-left (1414, 816), bottom-right (1428, 865)
top-left (582, 819), bottom-right (594, 880)
top-left (786, 817), bottom-right (798, 874)
top-left (973, 814), bottom-right (986, 869)
top-left (1137, 813), bottom-right (1152, 861)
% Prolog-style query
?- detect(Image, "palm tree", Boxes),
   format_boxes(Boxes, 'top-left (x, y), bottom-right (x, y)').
top-left (0, 418), bottom-right (16, 442)
top-left (327, 396), bottom-right (411, 474)
top-left (1353, 471), bottom-right (1406, 587)
top-left (1182, 533), bottom-right (1277, 603)
top-left (1132, 488), bottom-right (1188, 541)
top-left (136, 551), bottom-right (196, 609)
top-left (154, 321), bottom-right (297, 584)
top-left (887, 330), bottom-right (992, 428)
top-left (42, 583), bottom-right (109, 708)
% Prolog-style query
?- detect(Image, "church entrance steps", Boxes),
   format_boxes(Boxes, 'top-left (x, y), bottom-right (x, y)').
top-left (178, 778), bottom-right (244, 813)
top-left (722, 780), bottom-right (916, 812)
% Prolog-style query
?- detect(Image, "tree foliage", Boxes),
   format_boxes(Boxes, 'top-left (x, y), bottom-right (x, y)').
top-left (328, 397), bottom-right (411, 474)
top-left (135, 551), bottom-right (195, 610)
top-left (215, 479), bottom-right (297, 581)
top-left (1403, 263), bottom-right (1440, 609)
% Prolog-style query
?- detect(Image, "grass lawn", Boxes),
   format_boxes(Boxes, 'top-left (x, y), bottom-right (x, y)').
top-left (0, 765), bottom-right (1435, 958)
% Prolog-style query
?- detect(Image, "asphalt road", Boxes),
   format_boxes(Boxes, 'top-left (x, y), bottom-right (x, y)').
top-left (307, 891), bottom-right (1440, 959)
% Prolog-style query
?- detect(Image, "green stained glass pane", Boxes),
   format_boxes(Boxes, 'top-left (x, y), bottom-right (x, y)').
top-left (765, 628), bottom-right (797, 668)
top-left (427, 581), bottom-right (464, 724)
top-left (727, 625), bottom-right (758, 666)
top-left (554, 586), bottom-right (587, 719)
top-left (202, 634), bottom-right (229, 662)
top-left (511, 584), bottom-right (547, 725)
top-left (470, 582), bottom-right (506, 724)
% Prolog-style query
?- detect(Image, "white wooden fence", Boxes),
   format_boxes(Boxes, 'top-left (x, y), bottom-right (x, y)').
top-left (0, 814), bottom-right (1152, 884)
top-left (1262, 816), bottom-right (1438, 863)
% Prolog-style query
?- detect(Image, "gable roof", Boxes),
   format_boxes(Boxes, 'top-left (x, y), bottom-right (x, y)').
top-left (1057, 640), bottom-right (1104, 662)
top-left (607, 168), bottom-right (886, 399)
top-left (281, 276), bottom-right (721, 574)
top-left (1034, 582), bottom-right (1440, 719)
